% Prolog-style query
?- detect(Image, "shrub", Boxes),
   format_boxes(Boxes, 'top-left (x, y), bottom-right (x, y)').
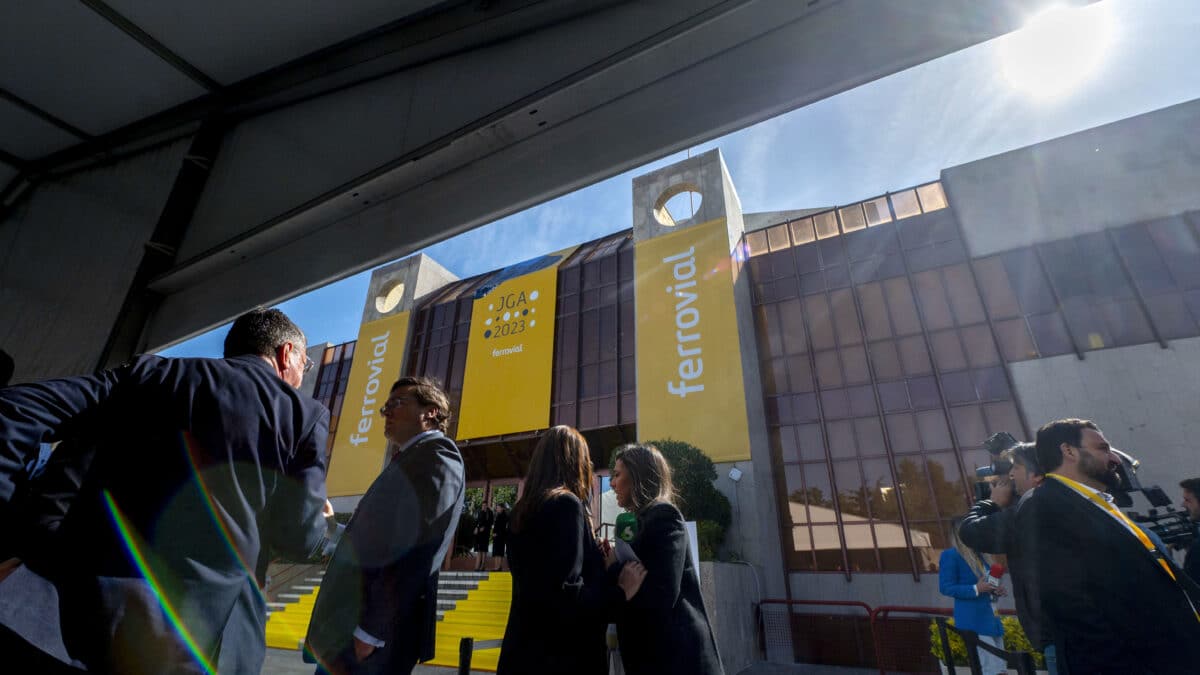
top-left (611, 438), bottom-right (732, 560)
top-left (928, 617), bottom-right (1045, 668)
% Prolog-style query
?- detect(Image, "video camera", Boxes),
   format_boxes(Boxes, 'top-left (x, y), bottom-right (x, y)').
top-left (974, 431), bottom-right (1195, 549)
top-left (972, 432), bottom-right (1018, 501)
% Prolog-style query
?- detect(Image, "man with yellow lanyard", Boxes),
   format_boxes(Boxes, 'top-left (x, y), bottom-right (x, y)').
top-left (1013, 418), bottom-right (1200, 674)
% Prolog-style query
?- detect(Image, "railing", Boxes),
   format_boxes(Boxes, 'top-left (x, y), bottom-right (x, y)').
top-left (458, 636), bottom-right (502, 674)
top-left (935, 617), bottom-right (1037, 675)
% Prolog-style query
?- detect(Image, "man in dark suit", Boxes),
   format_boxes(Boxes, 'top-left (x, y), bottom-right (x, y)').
top-left (1014, 418), bottom-right (1200, 674)
top-left (305, 376), bottom-right (465, 675)
top-left (0, 308), bottom-right (332, 674)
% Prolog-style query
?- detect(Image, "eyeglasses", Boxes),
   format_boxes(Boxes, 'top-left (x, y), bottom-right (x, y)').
top-left (380, 396), bottom-right (412, 415)
top-left (302, 354), bottom-right (315, 373)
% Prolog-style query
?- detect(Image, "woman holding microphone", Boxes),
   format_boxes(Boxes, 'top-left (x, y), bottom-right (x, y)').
top-left (608, 443), bottom-right (723, 675)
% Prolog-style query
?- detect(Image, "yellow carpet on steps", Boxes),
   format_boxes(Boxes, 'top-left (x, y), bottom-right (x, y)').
top-left (426, 573), bottom-right (512, 672)
top-left (262, 573), bottom-right (513, 672)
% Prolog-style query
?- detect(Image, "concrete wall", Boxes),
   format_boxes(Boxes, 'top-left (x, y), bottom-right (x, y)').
top-left (700, 561), bottom-right (764, 675)
top-left (944, 98), bottom-right (1200, 258)
top-left (1008, 336), bottom-right (1200, 491)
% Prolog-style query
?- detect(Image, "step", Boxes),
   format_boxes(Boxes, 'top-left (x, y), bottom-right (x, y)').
top-left (437, 589), bottom-right (469, 600)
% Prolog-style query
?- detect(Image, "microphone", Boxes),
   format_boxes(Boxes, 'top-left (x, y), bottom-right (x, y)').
top-left (986, 564), bottom-right (1005, 598)
top-left (615, 512), bottom-right (638, 543)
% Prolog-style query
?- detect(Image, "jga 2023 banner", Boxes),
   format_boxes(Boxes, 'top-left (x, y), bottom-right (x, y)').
top-left (456, 247), bottom-right (577, 440)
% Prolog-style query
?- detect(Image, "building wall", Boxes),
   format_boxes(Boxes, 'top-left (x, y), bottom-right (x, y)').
top-left (1010, 336), bottom-right (1200, 492)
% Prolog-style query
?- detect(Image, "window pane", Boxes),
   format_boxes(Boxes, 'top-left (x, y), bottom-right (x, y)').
top-left (833, 460), bottom-right (867, 517)
top-left (890, 190), bottom-right (921, 219)
top-left (746, 230), bottom-right (769, 257)
top-left (1003, 249), bottom-right (1058, 314)
top-left (819, 238), bottom-right (846, 268)
top-left (840, 204), bottom-right (868, 233)
top-left (793, 393), bottom-right (821, 423)
top-left (774, 426), bottom-right (800, 463)
top-left (917, 409), bottom-right (953, 450)
top-left (825, 265), bottom-right (850, 290)
top-left (940, 371), bottom-right (977, 405)
top-left (831, 289), bottom-right (862, 345)
top-left (930, 329), bottom-right (968, 372)
top-left (815, 350), bottom-right (843, 389)
top-left (847, 385), bottom-right (877, 417)
top-left (893, 456), bottom-right (938, 519)
top-left (886, 413), bottom-right (920, 454)
top-left (862, 458), bottom-right (901, 520)
top-left (1144, 293), bottom-right (1200, 339)
top-left (908, 376), bottom-right (942, 410)
top-left (914, 270), bottom-right (954, 330)
top-left (864, 197), bottom-right (892, 226)
top-left (855, 417), bottom-right (886, 456)
top-left (876, 380), bottom-right (908, 412)
top-left (777, 299), bottom-right (808, 354)
top-left (804, 464), bottom-right (836, 519)
top-left (960, 324), bottom-right (1000, 367)
top-left (767, 224), bottom-right (791, 252)
top-left (943, 264), bottom-right (986, 325)
top-left (828, 420), bottom-right (857, 459)
top-left (950, 406), bottom-right (987, 451)
top-left (870, 340), bottom-right (903, 379)
top-left (1099, 298), bottom-right (1155, 347)
top-left (790, 218), bottom-right (816, 245)
top-left (812, 525), bottom-right (844, 571)
top-left (784, 465), bottom-right (807, 524)
top-left (805, 295), bottom-right (836, 350)
top-left (899, 335), bottom-right (933, 375)
top-left (973, 366), bottom-right (1011, 401)
top-left (994, 317), bottom-right (1039, 362)
top-left (973, 256), bottom-right (1021, 319)
top-left (982, 401), bottom-right (1023, 438)
top-left (1063, 301), bottom-right (1110, 351)
top-left (797, 423), bottom-right (826, 461)
top-left (821, 389), bottom-right (850, 419)
top-left (844, 525), bottom-right (880, 572)
top-left (786, 355), bottom-right (815, 393)
top-left (842, 345), bottom-right (870, 384)
top-left (1027, 312), bottom-right (1073, 357)
top-left (1148, 217), bottom-right (1200, 289)
top-left (814, 211), bottom-right (839, 239)
top-left (925, 453), bottom-right (968, 516)
top-left (884, 278), bottom-right (923, 335)
top-left (1114, 224), bottom-right (1175, 293)
top-left (916, 182), bottom-right (948, 211)
top-left (759, 358), bottom-right (783, 396)
top-left (858, 282), bottom-right (892, 340)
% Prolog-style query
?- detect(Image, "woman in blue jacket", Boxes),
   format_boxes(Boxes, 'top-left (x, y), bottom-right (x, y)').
top-left (939, 518), bottom-right (1007, 675)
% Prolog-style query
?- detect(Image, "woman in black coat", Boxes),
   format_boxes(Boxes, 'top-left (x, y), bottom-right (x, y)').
top-left (608, 443), bottom-right (724, 675)
top-left (473, 502), bottom-right (494, 571)
top-left (490, 503), bottom-right (509, 571)
top-left (497, 426), bottom-right (646, 675)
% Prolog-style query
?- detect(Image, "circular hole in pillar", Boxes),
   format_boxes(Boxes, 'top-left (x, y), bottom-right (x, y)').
top-left (652, 183), bottom-right (703, 227)
top-left (375, 281), bottom-right (406, 314)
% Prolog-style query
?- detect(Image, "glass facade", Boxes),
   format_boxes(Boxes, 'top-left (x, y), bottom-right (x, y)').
top-left (312, 341), bottom-right (356, 459)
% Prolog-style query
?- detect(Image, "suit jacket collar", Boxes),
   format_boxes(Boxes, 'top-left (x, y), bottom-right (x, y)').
top-left (391, 429), bottom-right (443, 461)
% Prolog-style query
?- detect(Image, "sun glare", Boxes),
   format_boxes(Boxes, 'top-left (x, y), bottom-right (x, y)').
top-left (1000, 3), bottom-right (1115, 100)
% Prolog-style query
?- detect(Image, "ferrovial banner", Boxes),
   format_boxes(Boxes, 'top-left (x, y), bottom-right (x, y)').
top-left (635, 218), bottom-right (750, 462)
top-left (456, 247), bottom-right (577, 440)
top-left (326, 311), bottom-right (410, 496)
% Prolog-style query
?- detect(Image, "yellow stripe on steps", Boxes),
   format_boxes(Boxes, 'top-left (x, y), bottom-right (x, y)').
top-left (265, 588), bottom-right (319, 650)
top-left (426, 572), bottom-right (512, 672)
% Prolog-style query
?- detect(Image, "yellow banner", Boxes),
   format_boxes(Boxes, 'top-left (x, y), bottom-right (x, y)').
top-left (635, 218), bottom-right (750, 462)
top-left (326, 311), bottom-right (411, 496)
top-left (456, 247), bottom-right (576, 440)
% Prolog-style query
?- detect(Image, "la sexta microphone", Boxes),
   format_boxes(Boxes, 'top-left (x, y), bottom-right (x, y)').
top-left (986, 563), bottom-right (1005, 595)
top-left (615, 512), bottom-right (638, 543)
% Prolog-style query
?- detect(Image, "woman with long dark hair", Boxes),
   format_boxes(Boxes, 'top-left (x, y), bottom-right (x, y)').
top-left (608, 443), bottom-right (723, 675)
top-left (497, 426), bottom-right (646, 675)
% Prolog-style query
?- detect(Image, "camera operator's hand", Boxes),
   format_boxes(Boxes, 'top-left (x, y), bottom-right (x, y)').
top-left (991, 477), bottom-right (1016, 508)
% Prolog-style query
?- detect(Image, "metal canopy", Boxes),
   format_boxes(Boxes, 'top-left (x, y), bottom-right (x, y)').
top-left (0, 0), bottom-right (1072, 381)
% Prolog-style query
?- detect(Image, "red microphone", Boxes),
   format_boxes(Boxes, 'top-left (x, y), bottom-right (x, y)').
top-left (986, 564), bottom-right (1005, 595)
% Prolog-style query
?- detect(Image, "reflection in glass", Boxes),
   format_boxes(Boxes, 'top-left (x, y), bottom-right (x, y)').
top-left (890, 190), bottom-right (922, 219)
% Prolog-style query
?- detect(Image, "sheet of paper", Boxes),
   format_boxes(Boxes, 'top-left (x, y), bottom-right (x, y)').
top-left (615, 538), bottom-right (640, 564)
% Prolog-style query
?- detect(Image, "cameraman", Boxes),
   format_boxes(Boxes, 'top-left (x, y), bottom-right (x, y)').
top-left (959, 443), bottom-right (1059, 675)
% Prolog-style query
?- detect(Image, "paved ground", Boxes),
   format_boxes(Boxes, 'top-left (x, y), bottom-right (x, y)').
top-left (262, 648), bottom-right (490, 675)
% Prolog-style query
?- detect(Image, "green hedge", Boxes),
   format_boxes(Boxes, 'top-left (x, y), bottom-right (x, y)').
top-left (928, 616), bottom-right (1044, 668)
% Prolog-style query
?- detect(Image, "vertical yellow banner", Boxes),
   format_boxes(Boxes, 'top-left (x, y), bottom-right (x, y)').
top-left (635, 218), bottom-right (750, 462)
top-left (456, 247), bottom-right (576, 440)
top-left (326, 311), bottom-right (410, 496)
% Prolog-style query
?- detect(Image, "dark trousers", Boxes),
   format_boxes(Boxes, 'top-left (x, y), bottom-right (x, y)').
top-left (0, 624), bottom-right (87, 674)
top-left (313, 643), bottom-right (418, 675)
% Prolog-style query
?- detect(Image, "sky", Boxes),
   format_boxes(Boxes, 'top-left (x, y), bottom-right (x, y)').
top-left (160, 0), bottom-right (1200, 359)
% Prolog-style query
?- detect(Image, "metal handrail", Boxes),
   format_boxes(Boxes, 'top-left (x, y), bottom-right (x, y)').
top-left (458, 636), bottom-right (503, 675)
top-left (935, 617), bottom-right (1037, 675)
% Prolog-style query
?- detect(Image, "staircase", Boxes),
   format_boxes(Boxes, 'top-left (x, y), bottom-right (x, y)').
top-left (262, 565), bottom-right (513, 673)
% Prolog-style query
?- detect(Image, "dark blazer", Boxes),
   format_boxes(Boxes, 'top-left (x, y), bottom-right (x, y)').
top-left (306, 431), bottom-right (464, 675)
top-left (0, 354), bottom-right (330, 674)
top-left (615, 502), bottom-right (723, 675)
top-left (1013, 477), bottom-right (1200, 674)
top-left (959, 491), bottom-right (1051, 650)
top-left (497, 493), bottom-right (621, 675)
top-left (1184, 529), bottom-right (1200, 585)
top-left (474, 506), bottom-right (494, 551)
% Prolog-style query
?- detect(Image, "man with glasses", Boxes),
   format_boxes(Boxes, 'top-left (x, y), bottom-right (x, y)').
top-left (306, 376), bottom-right (465, 675)
top-left (0, 307), bottom-right (333, 674)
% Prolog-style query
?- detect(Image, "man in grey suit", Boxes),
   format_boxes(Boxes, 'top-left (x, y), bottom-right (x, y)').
top-left (306, 376), bottom-right (465, 675)
top-left (0, 308), bottom-right (332, 674)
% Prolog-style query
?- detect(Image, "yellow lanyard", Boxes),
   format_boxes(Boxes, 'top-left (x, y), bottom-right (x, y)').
top-left (1047, 473), bottom-right (1200, 622)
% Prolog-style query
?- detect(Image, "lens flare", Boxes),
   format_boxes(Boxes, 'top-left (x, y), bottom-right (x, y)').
top-left (1000, 3), bottom-right (1115, 100)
